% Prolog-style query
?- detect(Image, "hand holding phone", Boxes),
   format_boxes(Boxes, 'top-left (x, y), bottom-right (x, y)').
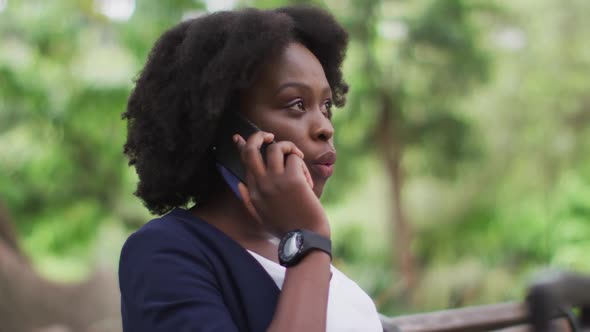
top-left (232, 131), bottom-right (328, 237)
top-left (214, 113), bottom-right (313, 195)
top-left (213, 112), bottom-right (326, 237)
top-left (214, 113), bottom-right (273, 184)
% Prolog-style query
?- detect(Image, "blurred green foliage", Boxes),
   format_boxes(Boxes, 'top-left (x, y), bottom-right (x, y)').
top-left (1, 0), bottom-right (590, 316)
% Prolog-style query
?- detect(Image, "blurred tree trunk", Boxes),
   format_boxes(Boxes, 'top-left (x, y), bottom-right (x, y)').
top-left (345, 0), bottom-right (419, 291)
top-left (0, 203), bottom-right (121, 332)
top-left (0, 203), bottom-right (22, 254)
top-left (376, 90), bottom-right (417, 290)
top-left (343, 0), bottom-right (492, 297)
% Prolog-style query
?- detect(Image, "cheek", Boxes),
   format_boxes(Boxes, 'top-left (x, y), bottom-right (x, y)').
top-left (252, 112), bottom-right (313, 159)
top-left (278, 133), bottom-right (311, 162)
top-left (263, 120), bottom-right (307, 147)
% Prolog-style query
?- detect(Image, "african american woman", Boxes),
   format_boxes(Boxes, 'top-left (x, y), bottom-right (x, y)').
top-left (119, 5), bottom-right (383, 332)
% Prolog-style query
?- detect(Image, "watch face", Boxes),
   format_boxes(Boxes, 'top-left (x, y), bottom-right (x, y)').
top-left (281, 232), bottom-right (301, 262)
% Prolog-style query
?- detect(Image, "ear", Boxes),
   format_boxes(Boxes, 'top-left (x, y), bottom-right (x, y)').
top-left (237, 182), bottom-right (263, 224)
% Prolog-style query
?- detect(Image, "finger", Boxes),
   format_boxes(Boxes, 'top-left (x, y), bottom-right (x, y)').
top-left (237, 182), bottom-right (263, 224)
top-left (284, 154), bottom-right (312, 187)
top-left (233, 134), bottom-right (246, 149)
top-left (266, 141), bottom-right (305, 174)
top-left (233, 132), bottom-right (273, 152)
top-left (235, 131), bottom-right (274, 179)
top-left (302, 161), bottom-right (314, 189)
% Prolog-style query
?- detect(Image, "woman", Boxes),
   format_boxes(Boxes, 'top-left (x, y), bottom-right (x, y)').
top-left (119, 5), bottom-right (383, 332)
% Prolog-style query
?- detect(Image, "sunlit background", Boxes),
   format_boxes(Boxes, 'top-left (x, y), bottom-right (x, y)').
top-left (1, 0), bottom-right (590, 330)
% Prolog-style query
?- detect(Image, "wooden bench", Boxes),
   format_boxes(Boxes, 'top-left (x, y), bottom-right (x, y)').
top-left (380, 272), bottom-right (590, 332)
top-left (380, 302), bottom-right (573, 332)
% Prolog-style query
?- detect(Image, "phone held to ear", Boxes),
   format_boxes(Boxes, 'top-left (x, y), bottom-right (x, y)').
top-left (213, 113), bottom-right (273, 200)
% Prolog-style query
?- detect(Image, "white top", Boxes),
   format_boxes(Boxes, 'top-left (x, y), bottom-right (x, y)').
top-left (248, 250), bottom-right (383, 332)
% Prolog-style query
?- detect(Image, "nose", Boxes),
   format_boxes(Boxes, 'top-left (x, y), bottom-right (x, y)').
top-left (310, 111), bottom-right (334, 142)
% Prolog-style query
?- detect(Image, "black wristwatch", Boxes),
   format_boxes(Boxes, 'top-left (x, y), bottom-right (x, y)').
top-left (278, 229), bottom-right (332, 267)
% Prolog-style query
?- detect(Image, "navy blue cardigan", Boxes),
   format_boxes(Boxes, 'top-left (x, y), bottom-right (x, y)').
top-left (119, 208), bottom-right (280, 332)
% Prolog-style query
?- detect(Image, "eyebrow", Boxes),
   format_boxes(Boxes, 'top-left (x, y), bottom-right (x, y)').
top-left (273, 82), bottom-right (332, 97)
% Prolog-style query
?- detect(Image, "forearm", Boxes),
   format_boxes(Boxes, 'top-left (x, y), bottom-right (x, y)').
top-left (267, 250), bottom-right (331, 332)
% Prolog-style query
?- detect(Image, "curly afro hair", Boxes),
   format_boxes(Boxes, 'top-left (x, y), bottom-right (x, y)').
top-left (123, 5), bottom-right (349, 215)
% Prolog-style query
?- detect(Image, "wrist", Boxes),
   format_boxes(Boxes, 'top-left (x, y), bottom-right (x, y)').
top-left (278, 229), bottom-right (332, 267)
top-left (306, 221), bottom-right (331, 239)
top-left (281, 215), bottom-right (330, 239)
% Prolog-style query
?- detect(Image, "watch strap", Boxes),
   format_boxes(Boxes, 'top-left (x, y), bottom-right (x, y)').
top-left (299, 229), bottom-right (332, 260)
top-left (279, 229), bottom-right (331, 267)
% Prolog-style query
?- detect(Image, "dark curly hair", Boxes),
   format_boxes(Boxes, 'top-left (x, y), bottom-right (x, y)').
top-left (123, 5), bottom-right (349, 215)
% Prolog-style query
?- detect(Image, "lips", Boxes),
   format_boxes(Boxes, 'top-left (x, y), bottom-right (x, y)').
top-left (310, 150), bottom-right (336, 178)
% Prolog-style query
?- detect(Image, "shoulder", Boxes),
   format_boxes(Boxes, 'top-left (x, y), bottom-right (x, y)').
top-left (118, 209), bottom-right (246, 331)
top-left (118, 208), bottom-right (245, 282)
top-left (120, 210), bottom-right (200, 261)
top-left (120, 207), bottom-right (229, 256)
top-left (118, 209), bottom-right (228, 309)
top-left (118, 209), bottom-right (220, 287)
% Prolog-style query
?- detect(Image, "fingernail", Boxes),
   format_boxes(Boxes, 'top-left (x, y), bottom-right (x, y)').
top-left (232, 135), bottom-right (238, 143)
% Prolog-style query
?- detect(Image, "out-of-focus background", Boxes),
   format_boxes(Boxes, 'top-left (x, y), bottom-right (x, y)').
top-left (1, 0), bottom-right (590, 330)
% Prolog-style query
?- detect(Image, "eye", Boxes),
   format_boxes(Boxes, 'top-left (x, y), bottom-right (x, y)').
top-left (286, 99), bottom-right (305, 112)
top-left (322, 99), bottom-right (333, 119)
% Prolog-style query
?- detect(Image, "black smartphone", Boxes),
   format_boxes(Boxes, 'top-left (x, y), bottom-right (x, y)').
top-left (213, 112), bottom-right (273, 197)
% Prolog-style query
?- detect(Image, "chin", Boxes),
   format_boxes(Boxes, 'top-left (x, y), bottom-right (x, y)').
top-left (313, 181), bottom-right (326, 198)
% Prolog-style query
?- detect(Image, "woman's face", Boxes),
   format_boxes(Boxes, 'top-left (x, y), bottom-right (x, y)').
top-left (240, 42), bottom-right (336, 197)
